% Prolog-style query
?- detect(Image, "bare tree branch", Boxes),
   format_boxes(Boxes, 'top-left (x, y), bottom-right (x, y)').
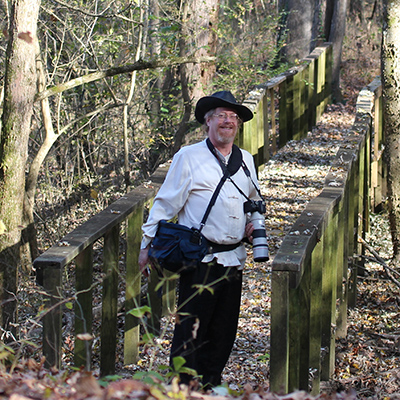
top-left (359, 236), bottom-right (400, 289)
top-left (48, 0), bottom-right (137, 22)
top-left (34, 56), bottom-right (215, 102)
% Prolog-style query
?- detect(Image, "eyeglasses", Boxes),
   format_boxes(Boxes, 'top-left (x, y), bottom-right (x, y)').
top-left (212, 112), bottom-right (241, 122)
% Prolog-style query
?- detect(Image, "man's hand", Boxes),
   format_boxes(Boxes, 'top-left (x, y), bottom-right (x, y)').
top-left (245, 222), bottom-right (254, 243)
top-left (138, 245), bottom-right (151, 277)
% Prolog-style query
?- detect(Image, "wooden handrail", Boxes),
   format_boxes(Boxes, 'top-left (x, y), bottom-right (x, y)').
top-left (269, 77), bottom-right (384, 394)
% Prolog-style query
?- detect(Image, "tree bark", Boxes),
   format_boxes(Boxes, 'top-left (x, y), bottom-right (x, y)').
top-left (277, 0), bottom-right (319, 63)
top-left (382, 1), bottom-right (400, 264)
top-left (0, 0), bottom-right (40, 332)
top-left (327, 0), bottom-right (348, 103)
top-left (172, 0), bottom-right (219, 153)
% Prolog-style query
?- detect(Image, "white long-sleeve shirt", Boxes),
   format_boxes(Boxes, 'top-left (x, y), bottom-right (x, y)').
top-left (141, 139), bottom-right (261, 268)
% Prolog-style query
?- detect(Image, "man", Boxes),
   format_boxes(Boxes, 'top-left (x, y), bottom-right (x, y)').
top-left (138, 91), bottom-right (262, 388)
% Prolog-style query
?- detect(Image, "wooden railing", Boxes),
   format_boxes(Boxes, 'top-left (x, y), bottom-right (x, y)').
top-left (269, 76), bottom-right (384, 395)
top-left (33, 43), bottom-right (333, 376)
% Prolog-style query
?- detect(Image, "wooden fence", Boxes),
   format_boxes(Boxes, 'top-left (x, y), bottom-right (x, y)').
top-left (33, 44), bottom-right (334, 377)
top-left (269, 76), bottom-right (384, 395)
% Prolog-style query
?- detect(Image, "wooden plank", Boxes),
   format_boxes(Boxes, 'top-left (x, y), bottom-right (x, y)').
top-left (270, 271), bottom-right (290, 394)
top-left (315, 48), bottom-right (325, 121)
top-left (286, 71), bottom-right (295, 142)
top-left (323, 43), bottom-right (333, 108)
top-left (147, 270), bottom-right (162, 336)
top-left (262, 89), bottom-right (270, 166)
top-left (74, 245), bottom-right (94, 369)
top-left (299, 67), bottom-right (308, 138)
top-left (320, 209), bottom-right (338, 381)
top-left (288, 257), bottom-right (311, 392)
top-left (257, 95), bottom-right (266, 170)
top-left (292, 68), bottom-right (302, 141)
top-left (42, 265), bottom-right (63, 369)
top-left (336, 179), bottom-right (349, 339)
top-left (100, 224), bottom-right (120, 376)
top-left (288, 285), bottom-right (301, 391)
top-left (347, 139), bottom-right (360, 308)
top-left (243, 86), bottom-right (267, 169)
top-left (279, 78), bottom-right (288, 148)
top-left (269, 88), bottom-right (277, 154)
top-left (309, 238), bottom-right (323, 395)
top-left (124, 208), bottom-right (143, 365)
top-left (303, 51), bottom-right (317, 129)
top-left (297, 256), bottom-right (311, 391)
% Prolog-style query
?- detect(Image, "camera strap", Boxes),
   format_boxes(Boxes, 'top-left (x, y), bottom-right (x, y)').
top-left (206, 138), bottom-right (265, 203)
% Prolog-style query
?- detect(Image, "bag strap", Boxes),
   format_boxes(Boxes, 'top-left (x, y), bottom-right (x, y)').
top-left (196, 138), bottom-right (265, 235)
top-left (198, 168), bottom-right (229, 232)
top-left (193, 139), bottom-right (240, 233)
top-left (206, 138), bottom-right (265, 203)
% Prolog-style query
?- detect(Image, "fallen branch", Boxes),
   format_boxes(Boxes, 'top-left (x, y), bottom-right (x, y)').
top-left (358, 236), bottom-right (400, 289)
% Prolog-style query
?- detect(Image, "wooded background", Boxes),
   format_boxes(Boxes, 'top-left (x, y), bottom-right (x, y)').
top-left (0, 0), bottom-right (388, 339)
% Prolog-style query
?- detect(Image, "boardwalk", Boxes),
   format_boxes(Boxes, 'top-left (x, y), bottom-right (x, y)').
top-left (126, 104), bottom-right (357, 389)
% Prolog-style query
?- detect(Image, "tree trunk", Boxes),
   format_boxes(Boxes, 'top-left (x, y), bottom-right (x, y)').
top-left (382, 1), bottom-right (400, 265)
top-left (0, 0), bottom-right (40, 333)
top-left (327, 0), bottom-right (348, 103)
top-left (277, 0), bottom-right (319, 64)
top-left (123, 4), bottom-right (144, 188)
top-left (21, 40), bottom-right (58, 269)
top-left (172, 0), bottom-right (219, 153)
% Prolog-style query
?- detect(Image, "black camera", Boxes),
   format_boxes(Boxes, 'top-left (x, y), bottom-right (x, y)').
top-left (243, 199), bottom-right (266, 214)
top-left (244, 200), bottom-right (269, 262)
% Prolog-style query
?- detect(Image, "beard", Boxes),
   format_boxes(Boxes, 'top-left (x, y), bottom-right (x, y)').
top-left (215, 125), bottom-right (237, 144)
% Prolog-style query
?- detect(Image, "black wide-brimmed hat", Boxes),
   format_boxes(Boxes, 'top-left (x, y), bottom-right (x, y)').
top-left (195, 91), bottom-right (253, 124)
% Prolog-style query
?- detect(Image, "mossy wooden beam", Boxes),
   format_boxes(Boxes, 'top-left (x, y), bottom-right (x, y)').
top-left (100, 224), bottom-right (120, 376)
top-left (124, 208), bottom-right (143, 365)
top-left (74, 245), bottom-right (94, 369)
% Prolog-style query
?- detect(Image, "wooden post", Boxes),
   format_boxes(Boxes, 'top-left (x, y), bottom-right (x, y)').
top-left (74, 245), bottom-right (94, 369)
top-left (324, 44), bottom-right (333, 107)
top-left (147, 270), bottom-right (162, 336)
top-left (320, 208), bottom-right (338, 381)
top-left (101, 224), bottom-right (120, 376)
top-left (316, 49), bottom-right (325, 121)
top-left (124, 208), bottom-right (143, 365)
top-left (292, 68), bottom-right (302, 141)
top-left (270, 271), bottom-right (290, 394)
top-left (306, 56), bottom-right (317, 130)
top-left (262, 90), bottom-right (270, 166)
top-left (286, 72), bottom-right (295, 142)
top-left (299, 66), bottom-right (308, 138)
top-left (348, 140), bottom-right (360, 308)
top-left (279, 78), bottom-right (289, 147)
top-left (289, 262), bottom-right (311, 392)
top-left (269, 88), bottom-right (277, 154)
top-left (309, 238), bottom-right (323, 395)
top-left (42, 265), bottom-right (63, 369)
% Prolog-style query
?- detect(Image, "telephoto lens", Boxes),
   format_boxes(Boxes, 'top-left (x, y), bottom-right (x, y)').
top-left (250, 212), bottom-right (269, 262)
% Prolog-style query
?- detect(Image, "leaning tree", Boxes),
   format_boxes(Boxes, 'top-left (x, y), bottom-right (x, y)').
top-left (382, 0), bottom-right (400, 266)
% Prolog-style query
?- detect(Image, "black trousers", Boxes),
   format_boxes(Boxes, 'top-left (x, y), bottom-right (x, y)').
top-left (170, 261), bottom-right (243, 388)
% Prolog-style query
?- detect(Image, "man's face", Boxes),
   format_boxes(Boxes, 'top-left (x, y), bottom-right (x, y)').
top-left (206, 107), bottom-right (240, 145)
